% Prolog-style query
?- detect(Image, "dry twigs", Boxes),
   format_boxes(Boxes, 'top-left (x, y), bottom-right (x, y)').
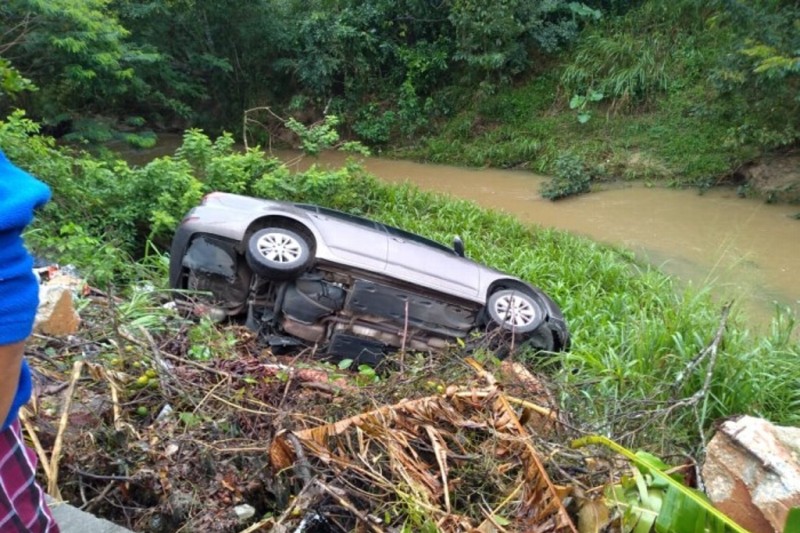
top-left (48, 359), bottom-right (84, 499)
top-left (22, 291), bottom-right (581, 532)
top-left (270, 361), bottom-right (577, 532)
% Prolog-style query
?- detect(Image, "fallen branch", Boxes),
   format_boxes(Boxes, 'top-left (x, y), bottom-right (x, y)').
top-left (19, 409), bottom-right (53, 485)
top-left (671, 302), bottom-right (732, 395)
top-left (314, 480), bottom-right (385, 533)
top-left (48, 359), bottom-right (84, 498)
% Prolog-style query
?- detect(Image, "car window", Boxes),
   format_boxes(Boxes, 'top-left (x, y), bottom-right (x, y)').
top-left (385, 225), bottom-right (456, 254)
top-left (300, 204), bottom-right (382, 231)
top-left (295, 203), bottom-right (455, 254)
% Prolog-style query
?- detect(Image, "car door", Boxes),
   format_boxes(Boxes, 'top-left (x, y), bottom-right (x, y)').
top-left (385, 227), bottom-right (480, 299)
top-left (308, 207), bottom-right (388, 271)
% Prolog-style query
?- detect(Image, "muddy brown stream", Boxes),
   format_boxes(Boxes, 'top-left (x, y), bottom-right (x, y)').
top-left (118, 141), bottom-right (799, 331)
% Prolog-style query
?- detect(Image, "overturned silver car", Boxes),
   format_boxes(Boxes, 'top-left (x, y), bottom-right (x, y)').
top-left (169, 193), bottom-right (569, 364)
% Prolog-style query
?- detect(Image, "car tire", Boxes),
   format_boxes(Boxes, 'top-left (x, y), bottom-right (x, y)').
top-left (246, 227), bottom-right (312, 279)
top-left (522, 324), bottom-right (556, 352)
top-left (486, 289), bottom-right (545, 334)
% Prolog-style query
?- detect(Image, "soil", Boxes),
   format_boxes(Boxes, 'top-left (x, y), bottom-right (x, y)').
top-left (738, 153), bottom-right (800, 204)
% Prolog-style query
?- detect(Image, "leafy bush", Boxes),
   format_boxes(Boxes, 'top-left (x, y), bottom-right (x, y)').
top-left (540, 152), bottom-right (591, 200)
top-left (353, 105), bottom-right (396, 145)
top-left (122, 132), bottom-right (157, 149)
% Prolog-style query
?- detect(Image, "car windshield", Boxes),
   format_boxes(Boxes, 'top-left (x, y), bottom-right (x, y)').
top-left (294, 202), bottom-right (455, 254)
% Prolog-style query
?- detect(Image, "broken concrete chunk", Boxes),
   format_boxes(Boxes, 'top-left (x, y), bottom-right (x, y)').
top-left (35, 286), bottom-right (81, 336)
top-left (34, 268), bottom-right (84, 336)
top-left (234, 504), bottom-right (255, 522)
top-left (702, 415), bottom-right (800, 533)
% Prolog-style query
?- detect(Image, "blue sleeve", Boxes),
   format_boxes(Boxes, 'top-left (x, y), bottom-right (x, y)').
top-left (0, 149), bottom-right (50, 430)
top-left (0, 149), bottom-right (51, 345)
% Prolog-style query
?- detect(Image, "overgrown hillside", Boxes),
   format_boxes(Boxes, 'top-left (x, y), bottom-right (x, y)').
top-left (400, 1), bottom-right (800, 200)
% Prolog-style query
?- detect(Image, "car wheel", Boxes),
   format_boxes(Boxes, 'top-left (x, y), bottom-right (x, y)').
top-left (246, 227), bottom-right (312, 279)
top-left (486, 289), bottom-right (545, 334)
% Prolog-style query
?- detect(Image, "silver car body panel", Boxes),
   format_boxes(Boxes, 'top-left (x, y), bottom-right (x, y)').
top-left (173, 192), bottom-right (528, 306)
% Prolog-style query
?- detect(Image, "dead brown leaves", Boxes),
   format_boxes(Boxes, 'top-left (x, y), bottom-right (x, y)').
top-left (268, 358), bottom-right (577, 533)
top-left (23, 306), bottom-right (582, 532)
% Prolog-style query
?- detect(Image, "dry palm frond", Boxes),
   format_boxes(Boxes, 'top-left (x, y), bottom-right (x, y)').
top-left (270, 364), bottom-right (577, 533)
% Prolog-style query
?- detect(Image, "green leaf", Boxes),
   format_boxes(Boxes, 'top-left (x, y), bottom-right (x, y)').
top-left (635, 451), bottom-right (670, 474)
top-left (492, 515), bottom-right (511, 526)
top-left (338, 358), bottom-right (354, 370)
top-left (179, 412), bottom-right (202, 427)
top-left (573, 436), bottom-right (750, 533)
top-left (569, 94), bottom-right (586, 109)
top-left (785, 508), bottom-right (800, 533)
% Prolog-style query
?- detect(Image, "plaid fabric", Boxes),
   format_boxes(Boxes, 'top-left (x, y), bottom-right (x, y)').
top-left (0, 420), bottom-right (59, 532)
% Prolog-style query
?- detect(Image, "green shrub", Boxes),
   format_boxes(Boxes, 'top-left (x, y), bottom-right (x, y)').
top-left (122, 132), bottom-right (157, 149)
top-left (540, 152), bottom-right (591, 200)
top-left (353, 105), bottom-right (396, 145)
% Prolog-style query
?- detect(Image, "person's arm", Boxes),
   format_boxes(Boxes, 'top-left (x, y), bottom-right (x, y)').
top-left (0, 342), bottom-right (25, 425)
top-left (0, 149), bottom-right (51, 430)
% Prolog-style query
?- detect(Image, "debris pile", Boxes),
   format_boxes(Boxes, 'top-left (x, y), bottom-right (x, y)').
top-left (267, 362), bottom-right (574, 532)
top-left (23, 285), bottom-right (586, 532)
top-left (19, 287), bottom-right (796, 532)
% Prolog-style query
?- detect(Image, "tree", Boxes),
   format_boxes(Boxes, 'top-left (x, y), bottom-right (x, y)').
top-left (0, 0), bottom-right (146, 120)
top-left (710, 0), bottom-right (800, 149)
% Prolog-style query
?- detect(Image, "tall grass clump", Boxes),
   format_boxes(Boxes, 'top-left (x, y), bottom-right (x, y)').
top-left (560, 1), bottom-right (713, 107)
top-left (5, 119), bottom-right (797, 454)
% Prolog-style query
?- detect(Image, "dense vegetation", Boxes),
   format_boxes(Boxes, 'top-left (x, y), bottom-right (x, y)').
top-left (404, 1), bottom-right (800, 198)
top-left (2, 2), bottom-right (798, 528)
top-left (3, 113), bottom-right (799, 455)
top-left (1, 0), bottom-right (798, 198)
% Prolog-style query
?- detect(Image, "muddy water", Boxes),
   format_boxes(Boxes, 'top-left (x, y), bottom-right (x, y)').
top-left (116, 139), bottom-right (799, 330)
top-left (279, 151), bottom-right (799, 330)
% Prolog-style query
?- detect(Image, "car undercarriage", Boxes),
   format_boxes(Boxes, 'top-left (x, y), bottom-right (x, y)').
top-left (180, 234), bottom-right (559, 365)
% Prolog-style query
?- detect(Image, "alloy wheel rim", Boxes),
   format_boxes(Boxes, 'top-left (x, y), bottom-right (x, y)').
top-left (494, 293), bottom-right (537, 328)
top-left (257, 232), bottom-right (302, 264)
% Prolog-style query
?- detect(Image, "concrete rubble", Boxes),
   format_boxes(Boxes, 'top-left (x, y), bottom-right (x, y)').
top-left (702, 415), bottom-right (800, 533)
top-left (33, 265), bottom-right (84, 336)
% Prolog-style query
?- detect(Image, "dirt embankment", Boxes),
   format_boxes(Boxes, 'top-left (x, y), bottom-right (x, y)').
top-left (738, 154), bottom-right (800, 204)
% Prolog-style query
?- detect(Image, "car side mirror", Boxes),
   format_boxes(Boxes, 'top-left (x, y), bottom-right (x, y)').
top-left (453, 235), bottom-right (465, 257)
